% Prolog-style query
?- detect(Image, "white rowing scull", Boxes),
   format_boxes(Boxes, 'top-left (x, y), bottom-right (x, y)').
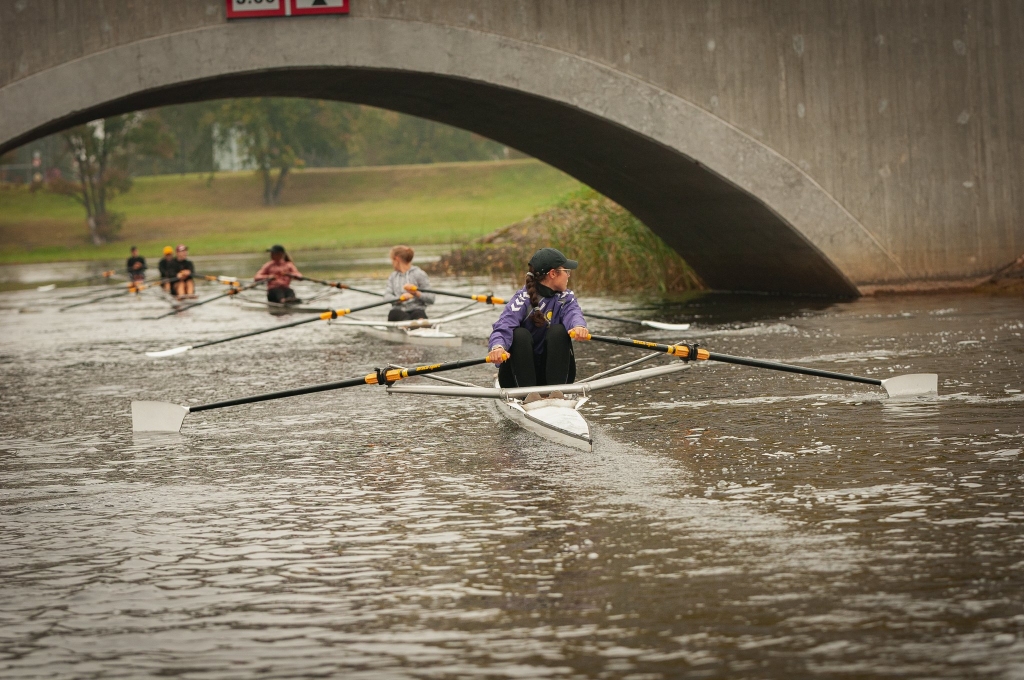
top-left (131, 338), bottom-right (939, 451)
top-left (328, 305), bottom-right (496, 348)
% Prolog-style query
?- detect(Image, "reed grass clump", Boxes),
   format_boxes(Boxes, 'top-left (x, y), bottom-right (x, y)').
top-left (428, 189), bottom-right (703, 294)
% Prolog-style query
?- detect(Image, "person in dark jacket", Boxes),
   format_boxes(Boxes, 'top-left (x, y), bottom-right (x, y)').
top-left (487, 248), bottom-right (589, 388)
top-left (172, 244), bottom-right (196, 299)
top-left (126, 246), bottom-right (146, 283)
top-left (157, 246), bottom-right (175, 292)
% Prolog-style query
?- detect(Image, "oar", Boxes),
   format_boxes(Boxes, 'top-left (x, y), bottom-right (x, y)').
top-left (584, 333), bottom-right (938, 397)
top-left (132, 354), bottom-right (506, 432)
top-left (40, 269), bottom-right (118, 292)
top-left (296, 275), bottom-right (383, 297)
top-left (53, 271), bottom-right (124, 297)
top-left (204, 275), bottom-right (239, 284)
top-left (584, 311), bottom-right (691, 332)
top-left (145, 280), bottom-right (265, 320)
top-left (406, 286), bottom-right (504, 305)
top-left (144, 297), bottom-right (399, 357)
top-left (58, 279), bottom-right (173, 311)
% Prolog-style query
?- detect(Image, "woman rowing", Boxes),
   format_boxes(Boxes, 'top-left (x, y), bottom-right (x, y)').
top-left (386, 245), bottom-right (435, 321)
top-left (487, 248), bottom-right (589, 388)
top-left (158, 246), bottom-right (175, 293)
top-left (172, 244), bottom-right (196, 300)
top-left (254, 244), bottom-right (302, 305)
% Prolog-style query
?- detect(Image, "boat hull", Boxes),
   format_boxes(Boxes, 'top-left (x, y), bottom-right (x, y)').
top-left (493, 379), bottom-right (592, 451)
top-left (359, 325), bottom-right (463, 348)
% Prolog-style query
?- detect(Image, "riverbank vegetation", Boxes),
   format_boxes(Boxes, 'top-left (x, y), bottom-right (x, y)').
top-left (426, 189), bottom-right (703, 294)
top-left (0, 160), bottom-right (579, 264)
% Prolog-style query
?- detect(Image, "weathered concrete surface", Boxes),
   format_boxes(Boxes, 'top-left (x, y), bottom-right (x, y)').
top-left (1, 1), bottom-right (1021, 295)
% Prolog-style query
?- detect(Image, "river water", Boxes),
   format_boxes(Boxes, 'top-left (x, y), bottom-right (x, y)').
top-left (1, 266), bottom-right (1022, 679)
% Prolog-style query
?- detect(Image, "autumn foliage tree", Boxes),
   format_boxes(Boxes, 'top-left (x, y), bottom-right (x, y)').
top-left (49, 114), bottom-right (173, 244)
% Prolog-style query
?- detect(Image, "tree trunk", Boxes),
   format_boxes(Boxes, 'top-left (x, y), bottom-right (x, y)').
top-left (87, 216), bottom-right (103, 245)
top-left (271, 165), bottom-right (289, 204)
top-left (261, 166), bottom-right (274, 206)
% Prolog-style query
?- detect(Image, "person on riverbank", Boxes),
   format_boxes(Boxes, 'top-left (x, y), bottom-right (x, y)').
top-left (254, 244), bottom-right (302, 305)
top-left (157, 246), bottom-right (175, 292)
top-left (487, 248), bottom-right (589, 388)
top-left (126, 246), bottom-right (146, 283)
top-left (172, 244), bottom-right (195, 299)
top-left (385, 245), bottom-right (435, 321)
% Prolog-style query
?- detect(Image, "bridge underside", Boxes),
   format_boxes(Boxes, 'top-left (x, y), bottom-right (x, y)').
top-left (7, 67), bottom-right (857, 296)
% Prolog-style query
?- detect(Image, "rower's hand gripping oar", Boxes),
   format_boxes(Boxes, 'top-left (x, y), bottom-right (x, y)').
top-left (584, 311), bottom-right (691, 332)
top-left (146, 280), bottom-right (265, 320)
top-left (296, 276), bottom-right (383, 297)
top-left (581, 332), bottom-right (938, 398)
top-left (132, 353), bottom-right (508, 432)
top-left (144, 295), bottom-right (405, 357)
top-left (405, 285), bottom-right (504, 305)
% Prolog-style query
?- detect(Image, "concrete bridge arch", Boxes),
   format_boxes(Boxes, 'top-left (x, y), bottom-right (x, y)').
top-left (5, 4), bottom-right (1018, 295)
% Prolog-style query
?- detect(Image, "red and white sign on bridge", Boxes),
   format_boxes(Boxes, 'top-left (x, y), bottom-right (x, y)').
top-left (226, 0), bottom-right (349, 19)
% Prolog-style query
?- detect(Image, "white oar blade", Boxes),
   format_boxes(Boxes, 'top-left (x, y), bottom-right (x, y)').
top-left (145, 345), bottom-right (193, 358)
top-left (881, 373), bottom-right (938, 398)
top-left (132, 401), bottom-right (190, 432)
top-left (641, 320), bottom-right (691, 331)
top-left (36, 284), bottom-right (57, 292)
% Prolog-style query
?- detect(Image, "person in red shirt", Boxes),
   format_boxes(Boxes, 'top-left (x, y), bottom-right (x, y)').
top-left (254, 244), bottom-right (302, 305)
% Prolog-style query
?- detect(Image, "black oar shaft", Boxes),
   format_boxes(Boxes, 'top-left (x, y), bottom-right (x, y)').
top-left (190, 298), bottom-right (393, 349)
top-left (298, 276), bottom-right (383, 297)
top-left (60, 288), bottom-right (133, 310)
top-left (190, 356), bottom-right (495, 413)
top-left (585, 311), bottom-right (644, 325)
top-left (150, 281), bottom-right (263, 320)
top-left (58, 279), bottom-right (172, 310)
top-left (190, 375), bottom-right (372, 412)
top-left (412, 287), bottom-right (505, 305)
top-left (587, 334), bottom-right (882, 387)
top-left (706, 352), bottom-right (882, 386)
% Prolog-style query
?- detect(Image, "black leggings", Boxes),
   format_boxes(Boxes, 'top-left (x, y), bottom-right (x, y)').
top-left (498, 324), bottom-right (576, 388)
top-left (388, 307), bottom-right (427, 321)
top-left (267, 287), bottom-right (299, 304)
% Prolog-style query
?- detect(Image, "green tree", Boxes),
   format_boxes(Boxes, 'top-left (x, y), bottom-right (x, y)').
top-left (49, 114), bottom-right (173, 244)
top-left (216, 98), bottom-right (349, 205)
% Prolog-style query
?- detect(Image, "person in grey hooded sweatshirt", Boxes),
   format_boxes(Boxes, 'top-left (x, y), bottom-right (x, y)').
top-left (385, 245), bottom-right (435, 321)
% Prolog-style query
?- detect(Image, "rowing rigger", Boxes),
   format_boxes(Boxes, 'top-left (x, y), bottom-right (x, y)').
top-left (329, 304), bottom-right (498, 347)
top-left (385, 338), bottom-right (937, 450)
top-left (132, 335), bottom-right (938, 448)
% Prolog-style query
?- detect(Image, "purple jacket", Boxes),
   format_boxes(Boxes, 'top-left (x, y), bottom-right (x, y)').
top-left (489, 286), bottom-right (587, 354)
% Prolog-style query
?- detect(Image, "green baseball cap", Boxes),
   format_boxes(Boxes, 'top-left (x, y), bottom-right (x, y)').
top-left (529, 248), bottom-right (578, 275)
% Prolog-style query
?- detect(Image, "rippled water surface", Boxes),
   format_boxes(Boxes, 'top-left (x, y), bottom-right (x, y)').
top-left (2, 274), bottom-right (1023, 679)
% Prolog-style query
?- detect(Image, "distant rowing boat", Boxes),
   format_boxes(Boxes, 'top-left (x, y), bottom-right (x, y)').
top-left (236, 299), bottom-right (334, 314)
top-left (328, 305), bottom-right (496, 348)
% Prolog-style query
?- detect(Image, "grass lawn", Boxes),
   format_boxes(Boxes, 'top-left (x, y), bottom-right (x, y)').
top-left (0, 159), bottom-right (581, 264)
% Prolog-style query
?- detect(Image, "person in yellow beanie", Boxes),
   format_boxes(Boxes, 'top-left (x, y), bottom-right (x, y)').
top-left (158, 246), bottom-right (175, 293)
